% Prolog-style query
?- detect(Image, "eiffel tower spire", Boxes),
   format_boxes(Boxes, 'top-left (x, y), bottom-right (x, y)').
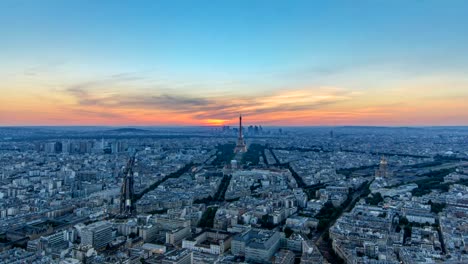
top-left (234, 114), bottom-right (247, 153)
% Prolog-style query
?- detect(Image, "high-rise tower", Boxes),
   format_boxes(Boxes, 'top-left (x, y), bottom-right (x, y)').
top-left (234, 114), bottom-right (247, 153)
top-left (120, 155), bottom-right (136, 217)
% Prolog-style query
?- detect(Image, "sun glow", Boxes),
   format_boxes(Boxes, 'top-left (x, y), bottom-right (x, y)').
top-left (204, 119), bottom-right (228, 126)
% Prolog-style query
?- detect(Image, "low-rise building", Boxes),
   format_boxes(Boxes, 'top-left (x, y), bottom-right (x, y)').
top-left (182, 230), bottom-right (232, 255)
top-left (232, 229), bottom-right (284, 263)
top-left (80, 221), bottom-right (113, 250)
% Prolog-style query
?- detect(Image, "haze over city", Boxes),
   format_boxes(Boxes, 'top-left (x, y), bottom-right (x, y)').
top-left (2, 1), bottom-right (468, 126)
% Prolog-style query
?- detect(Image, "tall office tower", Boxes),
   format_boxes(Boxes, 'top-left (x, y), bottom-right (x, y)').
top-left (120, 156), bottom-right (136, 217)
top-left (62, 140), bottom-right (71, 154)
top-left (234, 114), bottom-right (247, 153)
top-left (44, 142), bottom-right (56, 153)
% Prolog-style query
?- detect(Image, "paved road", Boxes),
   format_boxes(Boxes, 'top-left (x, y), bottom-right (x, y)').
top-left (314, 179), bottom-right (373, 263)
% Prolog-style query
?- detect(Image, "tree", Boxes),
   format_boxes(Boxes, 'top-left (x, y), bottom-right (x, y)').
top-left (198, 207), bottom-right (218, 228)
top-left (430, 202), bottom-right (446, 214)
top-left (365, 192), bottom-right (383, 205)
top-left (396, 225), bottom-right (401, 233)
top-left (284, 227), bottom-right (293, 238)
top-left (403, 226), bottom-right (412, 242)
top-left (399, 216), bottom-right (409, 226)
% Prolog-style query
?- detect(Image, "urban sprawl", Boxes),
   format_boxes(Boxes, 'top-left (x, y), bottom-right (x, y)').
top-left (0, 120), bottom-right (467, 264)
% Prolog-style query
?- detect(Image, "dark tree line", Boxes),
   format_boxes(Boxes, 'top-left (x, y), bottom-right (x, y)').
top-left (194, 175), bottom-right (232, 204)
top-left (132, 162), bottom-right (194, 202)
top-left (198, 207), bottom-right (218, 228)
top-left (242, 143), bottom-right (266, 165)
top-left (211, 143), bottom-right (236, 166)
top-left (365, 192), bottom-right (383, 205)
top-left (411, 168), bottom-right (461, 197)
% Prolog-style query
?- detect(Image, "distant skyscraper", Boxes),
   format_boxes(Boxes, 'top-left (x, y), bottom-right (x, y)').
top-left (120, 156), bottom-right (136, 217)
top-left (234, 114), bottom-right (247, 153)
top-left (62, 140), bottom-right (71, 154)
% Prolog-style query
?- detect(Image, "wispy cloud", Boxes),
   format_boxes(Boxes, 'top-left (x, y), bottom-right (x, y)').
top-left (63, 78), bottom-right (354, 124)
top-left (23, 60), bottom-right (68, 77)
top-left (66, 108), bottom-right (124, 119)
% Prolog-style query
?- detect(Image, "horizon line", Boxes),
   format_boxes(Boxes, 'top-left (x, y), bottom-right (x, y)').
top-left (1, 125), bottom-right (468, 128)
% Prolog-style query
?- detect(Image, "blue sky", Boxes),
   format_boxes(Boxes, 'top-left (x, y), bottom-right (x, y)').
top-left (1, 0), bottom-right (468, 125)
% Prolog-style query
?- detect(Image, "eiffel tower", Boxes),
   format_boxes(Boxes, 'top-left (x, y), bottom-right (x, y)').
top-left (234, 114), bottom-right (247, 153)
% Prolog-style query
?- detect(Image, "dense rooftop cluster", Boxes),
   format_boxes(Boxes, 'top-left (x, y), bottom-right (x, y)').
top-left (0, 126), bottom-right (467, 263)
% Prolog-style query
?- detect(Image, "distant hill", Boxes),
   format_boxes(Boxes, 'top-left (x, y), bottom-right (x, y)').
top-left (107, 128), bottom-right (151, 133)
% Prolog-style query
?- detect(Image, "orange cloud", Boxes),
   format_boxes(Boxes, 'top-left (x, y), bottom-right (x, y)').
top-left (1, 75), bottom-right (468, 126)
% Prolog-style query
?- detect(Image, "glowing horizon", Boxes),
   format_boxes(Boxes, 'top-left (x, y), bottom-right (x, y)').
top-left (1, 1), bottom-right (468, 126)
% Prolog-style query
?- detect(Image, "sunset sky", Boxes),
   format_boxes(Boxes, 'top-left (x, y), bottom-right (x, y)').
top-left (1, 0), bottom-right (468, 126)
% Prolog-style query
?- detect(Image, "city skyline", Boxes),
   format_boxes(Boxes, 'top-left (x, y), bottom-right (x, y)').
top-left (1, 2), bottom-right (467, 261)
top-left (2, 1), bottom-right (468, 126)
